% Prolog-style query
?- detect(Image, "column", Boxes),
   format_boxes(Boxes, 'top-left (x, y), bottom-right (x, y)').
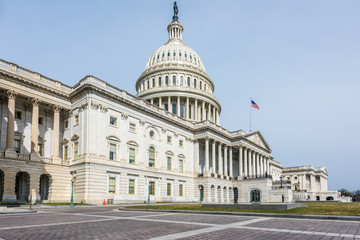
top-left (177, 96), bottom-right (180, 116)
top-left (31, 98), bottom-right (41, 158)
top-left (150, 98), bottom-right (154, 104)
top-left (248, 150), bottom-right (252, 177)
top-left (194, 140), bottom-right (199, 174)
top-left (212, 106), bottom-right (215, 123)
top-left (252, 151), bottom-right (256, 176)
top-left (207, 104), bottom-right (211, 121)
top-left (218, 143), bottom-right (222, 176)
top-left (243, 148), bottom-right (247, 178)
top-left (216, 110), bottom-right (220, 125)
top-left (266, 157), bottom-right (270, 175)
top-left (224, 145), bottom-right (228, 177)
top-left (195, 99), bottom-right (198, 121)
top-left (52, 105), bottom-right (61, 159)
top-left (256, 153), bottom-right (260, 176)
top-left (186, 97), bottom-right (189, 120)
top-left (205, 138), bottom-right (209, 175)
top-left (212, 140), bottom-right (216, 174)
top-left (202, 101), bottom-right (205, 121)
top-left (159, 97), bottom-right (162, 108)
top-left (5, 90), bottom-right (18, 156)
top-left (229, 147), bottom-right (233, 178)
top-left (168, 96), bottom-right (171, 112)
top-left (239, 146), bottom-right (243, 179)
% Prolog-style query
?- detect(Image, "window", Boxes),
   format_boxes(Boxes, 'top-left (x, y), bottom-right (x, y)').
top-left (167, 183), bottom-right (171, 196)
top-left (167, 136), bottom-right (172, 144)
top-left (74, 115), bottom-right (79, 125)
top-left (38, 144), bottom-right (44, 156)
top-left (185, 53), bottom-right (187, 58)
top-left (63, 145), bottom-right (68, 160)
top-left (147, 80), bottom-right (149, 89)
top-left (194, 79), bottom-right (197, 88)
top-left (179, 184), bottom-right (183, 197)
top-left (179, 51), bottom-right (182, 57)
top-left (64, 120), bottom-right (69, 129)
top-left (149, 147), bottom-right (155, 167)
top-left (165, 104), bottom-right (168, 111)
top-left (74, 142), bottom-right (79, 160)
top-left (38, 116), bottom-right (44, 125)
top-left (199, 81), bottom-right (202, 90)
top-left (167, 156), bottom-right (172, 170)
top-left (129, 123), bottom-right (136, 132)
top-left (14, 139), bottom-right (20, 153)
top-left (190, 55), bottom-right (192, 60)
top-left (179, 159), bottom-right (184, 173)
top-left (149, 181), bottom-right (155, 195)
top-left (180, 76), bottom-right (183, 86)
top-left (152, 78), bottom-right (155, 87)
top-left (162, 53), bottom-right (164, 58)
top-left (179, 140), bottom-right (183, 147)
top-left (129, 179), bottom-right (135, 194)
top-left (108, 176), bottom-right (116, 194)
top-left (180, 104), bottom-right (184, 118)
top-left (157, 54), bottom-right (159, 59)
top-left (158, 77), bottom-right (162, 86)
top-left (109, 143), bottom-right (116, 160)
top-left (187, 77), bottom-right (190, 86)
top-left (172, 103), bottom-right (176, 114)
top-left (149, 130), bottom-right (155, 138)
top-left (129, 148), bottom-right (135, 164)
top-left (15, 110), bottom-right (22, 120)
top-left (172, 75), bottom-right (176, 85)
top-left (167, 52), bottom-right (170, 57)
top-left (110, 116), bottom-right (117, 126)
top-left (165, 76), bottom-right (169, 85)
top-left (173, 51), bottom-right (176, 57)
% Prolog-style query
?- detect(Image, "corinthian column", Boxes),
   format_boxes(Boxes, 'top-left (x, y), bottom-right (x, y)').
top-left (31, 98), bottom-right (41, 159)
top-left (204, 137), bottom-right (209, 175)
top-left (52, 105), bottom-right (61, 159)
top-left (224, 145), bottom-right (228, 177)
top-left (229, 147), bottom-right (233, 178)
top-left (212, 140), bottom-right (216, 174)
top-left (239, 146), bottom-right (243, 179)
top-left (5, 90), bottom-right (18, 157)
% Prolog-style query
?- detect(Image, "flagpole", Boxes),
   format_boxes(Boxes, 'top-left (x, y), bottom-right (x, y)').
top-left (249, 97), bottom-right (252, 132)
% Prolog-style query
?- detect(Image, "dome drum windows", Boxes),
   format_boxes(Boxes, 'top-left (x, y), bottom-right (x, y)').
top-left (187, 77), bottom-right (190, 87)
top-left (165, 76), bottom-right (169, 86)
top-left (180, 76), bottom-right (183, 86)
top-left (158, 77), bottom-right (162, 86)
top-left (148, 146), bottom-right (155, 168)
top-left (172, 75), bottom-right (176, 86)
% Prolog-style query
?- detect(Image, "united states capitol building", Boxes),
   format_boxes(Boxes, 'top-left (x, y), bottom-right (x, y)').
top-left (0, 4), bottom-right (347, 204)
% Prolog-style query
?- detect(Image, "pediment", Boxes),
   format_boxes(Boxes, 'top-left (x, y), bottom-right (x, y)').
top-left (243, 131), bottom-right (271, 152)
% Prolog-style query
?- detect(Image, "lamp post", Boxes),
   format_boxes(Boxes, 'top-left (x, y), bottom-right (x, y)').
top-left (147, 185), bottom-right (150, 206)
top-left (70, 178), bottom-right (74, 208)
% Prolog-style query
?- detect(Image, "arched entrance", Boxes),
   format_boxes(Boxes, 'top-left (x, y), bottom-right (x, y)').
top-left (250, 189), bottom-right (261, 202)
top-left (233, 187), bottom-right (238, 203)
top-left (0, 170), bottom-right (4, 201)
top-left (316, 196), bottom-right (320, 201)
top-left (40, 174), bottom-right (51, 201)
top-left (326, 196), bottom-right (334, 201)
top-left (15, 172), bottom-right (30, 202)
top-left (198, 185), bottom-right (203, 203)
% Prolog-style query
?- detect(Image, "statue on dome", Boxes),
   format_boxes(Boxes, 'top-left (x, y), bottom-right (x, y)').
top-left (172, 2), bottom-right (179, 22)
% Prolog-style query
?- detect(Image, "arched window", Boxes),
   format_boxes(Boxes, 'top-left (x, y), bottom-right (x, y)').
top-left (162, 53), bottom-right (164, 58)
top-left (194, 79), bottom-right (197, 88)
top-left (180, 76), bottom-right (183, 86)
top-left (187, 77), bottom-right (190, 86)
top-left (185, 53), bottom-right (187, 58)
top-left (172, 75), bottom-right (176, 85)
top-left (147, 80), bottom-right (149, 89)
top-left (152, 78), bottom-right (155, 88)
top-left (190, 55), bottom-right (192, 60)
top-left (167, 52), bottom-right (170, 57)
top-left (173, 51), bottom-right (176, 57)
top-left (149, 147), bottom-right (155, 167)
top-left (179, 51), bottom-right (182, 57)
top-left (199, 81), bottom-right (202, 90)
top-left (158, 77), bottom-right (162, 86)
top-left (157, 54), bottom-right (159, 59)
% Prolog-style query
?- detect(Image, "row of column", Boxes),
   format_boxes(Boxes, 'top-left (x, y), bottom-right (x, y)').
top-left (149, 96), bottom-right (220, 124)
top-left (4, 90), bottom-right (61, 160)
top-left (203, 138), bottom-right (271, 179)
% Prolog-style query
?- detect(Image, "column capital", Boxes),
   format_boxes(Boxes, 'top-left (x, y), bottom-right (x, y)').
top-left (52, 105), bottom-right (61, 113)
top-left (31, 97), bottom-right (41, 106)
top-left (6, 90), bottom-right (18, 100)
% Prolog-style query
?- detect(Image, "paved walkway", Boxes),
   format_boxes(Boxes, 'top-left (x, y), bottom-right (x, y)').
top-left (0, 206), bottom-right (359, 239)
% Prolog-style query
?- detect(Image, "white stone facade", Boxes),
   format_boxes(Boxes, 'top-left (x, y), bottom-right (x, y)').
top-left (0, 7), bottom-right (337, 204)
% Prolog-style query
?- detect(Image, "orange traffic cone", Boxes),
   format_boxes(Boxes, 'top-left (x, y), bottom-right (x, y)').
top-left (103, 199), bottom-right (107, 205)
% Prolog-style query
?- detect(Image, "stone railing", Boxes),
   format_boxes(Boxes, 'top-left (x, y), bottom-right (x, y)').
top-left (0, 58), bottom-right (72, 93)
top-left (243, 174), bottom-right (273, 181)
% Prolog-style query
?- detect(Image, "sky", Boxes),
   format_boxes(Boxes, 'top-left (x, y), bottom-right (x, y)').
top-left (0, 0), bottom-right (359, 191)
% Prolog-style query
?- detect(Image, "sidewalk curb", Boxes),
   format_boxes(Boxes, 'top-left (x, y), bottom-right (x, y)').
top-left (0, 210), bottom-right (37, 214)
top-left (119, 207), bottom-right (360, 221)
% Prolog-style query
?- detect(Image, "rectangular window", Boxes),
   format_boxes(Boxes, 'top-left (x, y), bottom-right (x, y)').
top-left (129, 179), bottom-right (135, 195)
top-left (129, 148), bottom-right (135, 164)
top-left (108, 176), bottom-right (116, 194)
top-left (110, 116), bottom-right (117, 126)
top-left (167, 183), bottom-right (171, 196)
top-left (167, 136), bottom-right (172, 144)
top-left (179, 140), bottom-right (183, 147)
top-left (38, 144), bottom-right (43, 156)
top-left (74, 115), bottom-right (79, 125)
top-left (64, 145), bottom-right (68, 160)
top-left (14, 139), bottom-right (20, 153)
top-left (15, 110), bottom-right (22, 120)
top-left (167, 156), bottom-right (172, 170)
top-left (64, 120), bottom-right (69, 129)
top-left (38, 116), bottom-right (44, 125)
top-left (149, 148), bottom-right (155, 167)
top-left (149, 181), bottom-right (155, 196)
top-left (129, 123), bottom-right (136, 132)
top-left (179, 184), bottom-right (183, 197)
top-left (180, 104), bottom-right (184, 118)
top-left (109, 143), bottom-right (116, 160)
top-left (179, 159), bottom-right (184, 173)
top-left (165, 104), bottom-right (168, 111)
top-left (74, 142), bottom-right (79, 160)
top-left (172, 103), bottom-right (176, 114)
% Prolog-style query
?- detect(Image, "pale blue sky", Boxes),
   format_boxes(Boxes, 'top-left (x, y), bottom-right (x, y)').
top-left (1, 0), bottom-right (359, 191)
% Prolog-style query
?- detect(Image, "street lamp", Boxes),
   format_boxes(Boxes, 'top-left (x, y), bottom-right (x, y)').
top-left (280, 176), bottom-right (283, 189)
top-left (70, 178), bottom-right (74, 208)
top-left (147, 184), bottom-right (150, 206)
